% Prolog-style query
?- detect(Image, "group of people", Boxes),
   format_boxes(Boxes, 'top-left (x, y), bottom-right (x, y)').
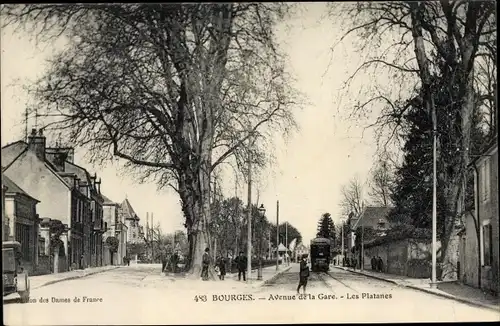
top-left (201, 248), bottom-right (249, 281)
top-left (200, 248), bottom-right (311, 295)
top-left (371, 256), bottom-right (384, 272)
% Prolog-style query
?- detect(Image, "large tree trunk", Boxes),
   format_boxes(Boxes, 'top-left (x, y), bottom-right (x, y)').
top-left (179, 153), bottom-right (218, 280)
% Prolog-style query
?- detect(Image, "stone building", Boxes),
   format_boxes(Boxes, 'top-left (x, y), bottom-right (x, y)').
top-left (102, 194), bottom-right (128, 265)
top-left (2, 128), bottom-right (106, 272)
top-left (120, 198), bottom-right (144, 244)
top-left (460, 138), bottom-right (499, 295)
top-left (1, 174), bottom-right (40, 273)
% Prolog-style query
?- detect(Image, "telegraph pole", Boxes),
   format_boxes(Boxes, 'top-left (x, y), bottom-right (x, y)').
top-left (361, 224), bottom-right (364, 271)
top-left (151, 213), bottom-right (155, 263)
top-left (285, 221), bottom-right (288, 265)
top-left (431, 96), bottom-right (438, 289)
top-left (276, 200), bottom-right (280, 271)
top-left (246, 138), bottom-right (252, 282)
top-left (341, 221), bottom-right (344, 266)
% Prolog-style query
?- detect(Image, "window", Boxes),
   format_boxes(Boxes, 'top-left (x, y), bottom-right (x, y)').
top-left (481, 158), bottom-right (491, 202)
top-left (38, 238), bottom-right (45, 256)
top-left (77, 200), bottom-right (82, 223)
top-left (15, 223), bottom-right (31, 260)
top-left (91, 201), bottom-right (96, 222)
top-left (482, 222), bottom-right (493, 267)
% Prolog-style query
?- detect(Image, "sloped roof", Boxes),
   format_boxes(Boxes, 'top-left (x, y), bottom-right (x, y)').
top-left (2, 147), bottom-right (71, 190)
top-left (353, 206), bottom-right (392, 229)
top-left (1, 174), bottom-right (39, 202)
top-left (101, 194), bottom-right (116, 205)
top-left (63, 161), bottom-right (90, 183)
top-left (277, 243), bottom-right (289, 252)
top-left (1, 141), bottom-right (28, 170)
top-left (295, 243), bottom-right (307, 251)
top-left (119, 198), bottom-right (140, 220)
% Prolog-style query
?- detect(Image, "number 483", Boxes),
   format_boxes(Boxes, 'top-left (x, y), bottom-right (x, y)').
top-left (194, 295), bottom-right (207, 302)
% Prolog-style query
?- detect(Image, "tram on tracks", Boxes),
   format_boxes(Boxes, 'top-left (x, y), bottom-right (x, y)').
top-left (310, 237), bottom-right (331, 272)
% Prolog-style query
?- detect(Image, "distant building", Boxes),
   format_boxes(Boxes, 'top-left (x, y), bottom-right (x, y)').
top-left (294, 243), bottom-right (308, 261)
top-left (102, 194), bottom-right (128, 265)
top-left (460, 138), bottom-right (498, 295)
top-left (346, 207), bottom-right (392, 267)
top-left (119, 198), bottom-right (144, 244)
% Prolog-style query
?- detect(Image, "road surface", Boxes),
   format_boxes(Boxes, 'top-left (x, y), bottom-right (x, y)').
top-left (4, 264), bottom-right (498, 325)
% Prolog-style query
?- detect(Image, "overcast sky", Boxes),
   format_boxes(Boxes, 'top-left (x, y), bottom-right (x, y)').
top-left (1, 3), bottom-right (384, 244)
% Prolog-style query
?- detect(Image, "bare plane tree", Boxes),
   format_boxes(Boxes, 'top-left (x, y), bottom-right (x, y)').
top-left (1, 3), bottom-right (303, 277)
top-left (368, 153), bottom-right (394, 207)
top-left (339, 176), bottom-right (365, 218)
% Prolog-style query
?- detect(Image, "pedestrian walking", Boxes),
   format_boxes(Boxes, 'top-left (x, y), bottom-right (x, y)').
top-left (297, 254), bottom-right (309, 294)
top-left (235, 251), bottom-right (247, 281)
top-left (377, 256), bottom-right (384, 272)
top-left (371, 256), bottom-right (376, 271)
top-left (161, 253), bottom-right (168, 273)
top-left (172, 251), bottom-right (179, 273)
top-left (201, 248), bottom-right (210, 281)
top-left (217, 256), bottom-right (226, 280)
top-left (79, 254), bottom-right (85, 270)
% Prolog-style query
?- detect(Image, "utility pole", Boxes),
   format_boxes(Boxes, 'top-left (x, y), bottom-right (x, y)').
top-left (361, 224), bottom-right (364, 271)
top-left (246, 138), bottom-right (252, 282)
top-left (146, 212), bottom-right (150, 260)
top-left (276, 200), bottom-right (280, 271)
top-left (430, 97), bottom-right (438, 289)
top-left (285, 221), bottom-right (288, 265)
top-left (151, 213), bottom-right (155, 263)
top-left (268, 229), bottom-right (271, 260)
top-left (341, 221), bottom-right (344, 266)
top-left (25, 106), bottom-right (28, 142)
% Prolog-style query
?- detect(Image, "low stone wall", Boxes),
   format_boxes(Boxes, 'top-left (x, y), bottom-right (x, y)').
top-left (363, 238), bottom-right (439, 279)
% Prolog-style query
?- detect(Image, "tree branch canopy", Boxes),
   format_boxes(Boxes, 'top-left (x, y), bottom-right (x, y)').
top-left (1, 3), bottom-right (302, 190)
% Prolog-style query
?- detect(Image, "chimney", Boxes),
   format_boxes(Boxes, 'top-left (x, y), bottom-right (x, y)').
top-left (95, 177), bottom-right (101, 194)
top-left (28, 128), bottom-right (46, 161)
top-left (73, 177), bottom-right (80, 190)
top-left (90, 173), bottom-right (96, 187)
top-left (67, 148), bottom-right (75, 163)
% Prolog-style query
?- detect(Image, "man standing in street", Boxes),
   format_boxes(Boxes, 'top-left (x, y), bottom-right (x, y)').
top-left (161, 252), bottom-right (168, 273)
top-left (377, 256), bottom-right (384, 272)
top-left (201, 248), bottom-right (210, 281)
top-left (235, 251), bottom-right (247, 281)
top-left (371, 256), bottom-right (376, 271)
top-left (297, 254), bottom-right (309, 294)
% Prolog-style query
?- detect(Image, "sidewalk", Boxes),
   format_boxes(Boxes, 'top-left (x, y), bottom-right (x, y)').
top-left (335, 266), bottom-right (499, 312)
top-left (30, 265), bottom-right (121, 290)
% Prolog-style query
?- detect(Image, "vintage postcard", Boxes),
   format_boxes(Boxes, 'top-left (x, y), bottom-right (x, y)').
top-left (1, 2), bottom-right (499, 325)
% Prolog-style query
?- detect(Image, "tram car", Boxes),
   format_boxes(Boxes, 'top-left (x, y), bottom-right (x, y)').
top-left (310, 237), bottom-right (331, 272)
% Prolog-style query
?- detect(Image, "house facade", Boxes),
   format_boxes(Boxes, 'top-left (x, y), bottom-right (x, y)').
top-left (348, 206), bottom-right (392, 267)
top-left (120, 199), bottom-right (144, 244)
top-left (2, 130), bottom-right (72, 273)
top-left (294, 243), bottom-right (308, 261)
top-left (1, 174), bottom-right (40, 273)
top-left (102, 195), bottom-right (128, 265)
top-left (460, 138), bottom-right (499, 295)
top-left (2, 128), bottom-right (107, 273)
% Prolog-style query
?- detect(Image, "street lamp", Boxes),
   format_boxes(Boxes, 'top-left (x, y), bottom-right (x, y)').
top-left (257, 204), bottom-right (266, 281)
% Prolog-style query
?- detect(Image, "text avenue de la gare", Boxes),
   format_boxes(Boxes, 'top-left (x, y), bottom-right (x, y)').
top-left (194, 292), bottom-right (393, 302)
